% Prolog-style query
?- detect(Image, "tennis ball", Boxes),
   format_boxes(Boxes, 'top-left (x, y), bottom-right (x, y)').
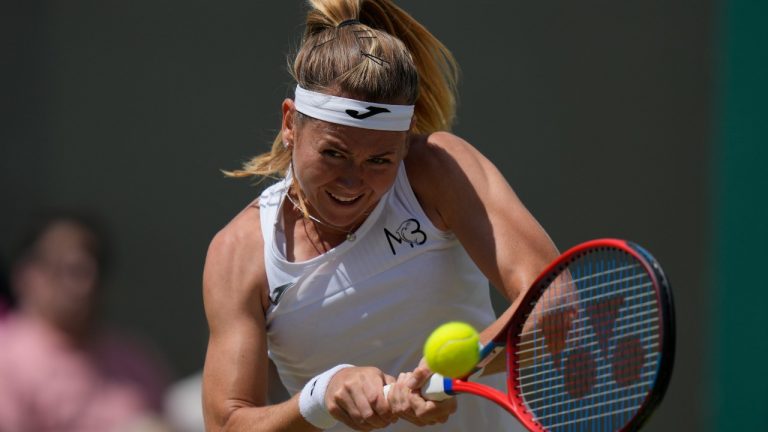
top-left (423, 321), bottom-right (480, 378)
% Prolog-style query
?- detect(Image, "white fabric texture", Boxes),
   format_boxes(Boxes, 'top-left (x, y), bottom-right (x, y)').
top-left (259, 163), bottom-right (525, 431)
top-left (294, 86), bottom-right (414, 131)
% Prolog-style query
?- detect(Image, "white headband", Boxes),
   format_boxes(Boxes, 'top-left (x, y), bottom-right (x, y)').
top-left (293, 86), bottom-right (414, 131)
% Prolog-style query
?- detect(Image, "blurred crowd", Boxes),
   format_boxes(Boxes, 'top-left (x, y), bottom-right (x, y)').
top-left (0, 211), bottom-right (221, 432)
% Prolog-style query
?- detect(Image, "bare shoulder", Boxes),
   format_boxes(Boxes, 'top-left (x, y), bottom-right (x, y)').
top-left (405, 132), bottom-right (493, 230)
top-left (208, 199), bottom-right (263, 259)
top-left (204, 199), bottom-right (269, 315)
top-left (407, 130), bottom-right (479, 160)
top-left (406, 131), bottom-right (490, 188)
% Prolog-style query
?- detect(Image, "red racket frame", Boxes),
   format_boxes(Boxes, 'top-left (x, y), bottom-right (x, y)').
top-left (444, 238), bottom-right (675, 432)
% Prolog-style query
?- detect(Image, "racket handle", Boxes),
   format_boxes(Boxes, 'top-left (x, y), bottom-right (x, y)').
top-left (382, 374), bottom-right (453, 402)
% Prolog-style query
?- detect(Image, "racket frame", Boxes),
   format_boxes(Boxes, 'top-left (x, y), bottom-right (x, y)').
top-left (445, 238), bottom-right (675, 431)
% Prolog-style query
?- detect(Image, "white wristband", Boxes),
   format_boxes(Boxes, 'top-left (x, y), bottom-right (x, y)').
top-left (299, 364), bottom-right (354, 429)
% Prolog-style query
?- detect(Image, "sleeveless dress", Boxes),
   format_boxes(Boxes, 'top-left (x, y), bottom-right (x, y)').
top-left (259, 164), bottom-right (524, 431)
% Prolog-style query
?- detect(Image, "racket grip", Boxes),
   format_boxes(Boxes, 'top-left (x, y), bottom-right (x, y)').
top-left (382, 374), bottom-right (453, 402)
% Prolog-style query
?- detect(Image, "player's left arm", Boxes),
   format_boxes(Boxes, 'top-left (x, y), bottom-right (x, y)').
top-left (407, 131), bottom-right (560, 354)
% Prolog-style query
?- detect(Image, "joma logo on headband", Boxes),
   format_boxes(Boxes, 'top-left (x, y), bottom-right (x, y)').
top-left (345, 106), bottom-right (391, 119)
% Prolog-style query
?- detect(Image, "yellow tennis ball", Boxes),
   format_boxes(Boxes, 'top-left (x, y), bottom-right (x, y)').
top-left (423, 321), bottom-right (480, 378)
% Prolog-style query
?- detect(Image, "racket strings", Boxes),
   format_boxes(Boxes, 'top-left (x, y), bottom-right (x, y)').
top-left (516, 356), bottom-right (658, 399)
top-left (517, 285), bottom-right (655, 339)
top-left (517, 333), bottom-right (660, 368)
top-left (517, 353), bottom-right (657, 397)
top-left (546, 406), bottom-right (640, 430)
top-left (524, 266), bottom-right (646, 314)
top-left (519, 370), bottom-right (657, 404)
top-left (517, 299), bottom-right (658, 346)
top-left (514, 248), bottom-right (662, 431)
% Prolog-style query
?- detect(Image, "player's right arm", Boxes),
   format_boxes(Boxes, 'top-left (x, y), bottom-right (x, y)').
top-left (202, 202), bottom-right (316, 432)
top-left (202, 202), bottom-right (396, 432)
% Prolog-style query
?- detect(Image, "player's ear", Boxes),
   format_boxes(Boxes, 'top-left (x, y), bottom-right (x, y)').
top-left (281, 98), bottom-right (296, 145)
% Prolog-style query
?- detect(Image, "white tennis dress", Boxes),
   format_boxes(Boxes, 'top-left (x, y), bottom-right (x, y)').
top-left (260, 163), bottom-right (524, 431)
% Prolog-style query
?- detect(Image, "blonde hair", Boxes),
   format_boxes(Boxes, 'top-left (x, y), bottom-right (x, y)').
top-left (227, 0), bottom-right (459, 180)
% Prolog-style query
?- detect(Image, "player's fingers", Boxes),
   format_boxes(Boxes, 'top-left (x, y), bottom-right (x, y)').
top-left (371, 394), bottom-right (398, 426)
top-left (406, 362), bottom-right (432, 390)
top-left (325, 370), bottom-right (369, 430)
top-left (349, 384), bottom-right (390, 429)
top-left (336, 369), bottom-right (395, 429)
top-left (343, 400), bottom-right (384, 429)
top-left (372, 377), bottom-right (398, 425)
top-left (394, 377), bottom-right (442, 427)
top-left (363, 373), bottom-right (398, 426)
top-left (387, 375), bottom-right (424, 425)
top-left (397, 372), bottom-right (455, 426)
top-left (327, 399), bottom-right (372, 432)
top-left (387, 374), bottom-right (412, 413)
top-left (414, 398), bottom-right (457, 424)
top-left (326, 367), bottom-right (392, 431)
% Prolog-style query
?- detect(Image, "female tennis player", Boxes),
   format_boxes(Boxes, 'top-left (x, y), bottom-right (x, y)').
top-left (202, 1), bottom-right (558, 430)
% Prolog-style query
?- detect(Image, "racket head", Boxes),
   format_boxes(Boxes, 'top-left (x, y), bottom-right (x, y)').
top-left (502, 239), bottom-right (675, 431)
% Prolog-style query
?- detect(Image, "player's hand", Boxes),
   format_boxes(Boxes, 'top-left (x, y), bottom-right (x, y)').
top-left (386, 361), bottom-right (458, 427)
top-left (325, 366), bottom-right (399, 431)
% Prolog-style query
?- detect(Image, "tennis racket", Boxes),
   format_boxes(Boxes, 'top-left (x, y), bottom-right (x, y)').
top-left (385, 238), bottom-right (675, 431)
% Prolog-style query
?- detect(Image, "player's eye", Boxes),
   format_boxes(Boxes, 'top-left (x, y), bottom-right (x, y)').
top-left (321, 149), bottom-right (344, 159)
top-left (368, 157), bottom-right (391, 165)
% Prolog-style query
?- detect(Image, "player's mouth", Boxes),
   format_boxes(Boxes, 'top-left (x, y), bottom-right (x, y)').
top-left (327, 191), bottom-right (363, 205)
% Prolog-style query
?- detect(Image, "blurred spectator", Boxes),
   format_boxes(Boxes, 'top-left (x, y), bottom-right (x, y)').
top-left (0, 211), bottom-right (170, 432)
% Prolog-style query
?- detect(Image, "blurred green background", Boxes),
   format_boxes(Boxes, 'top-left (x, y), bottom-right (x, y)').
top-left (2, 1), bottom-right (765, 430)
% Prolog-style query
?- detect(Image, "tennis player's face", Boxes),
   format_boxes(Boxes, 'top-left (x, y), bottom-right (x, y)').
top-left (289, 113), bottom-right (409, 229)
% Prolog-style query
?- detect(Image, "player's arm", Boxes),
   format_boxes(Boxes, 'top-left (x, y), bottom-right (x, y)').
top-left (408, 132), bottom-right (560, 372)
top-left (202, 207), bottom-right (315, 432)
top-left (202, 205), bottom-right (397, 432)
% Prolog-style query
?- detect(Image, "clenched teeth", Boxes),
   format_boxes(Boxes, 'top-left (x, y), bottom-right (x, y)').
top-left (329, 192), bottom-right (361, 202)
